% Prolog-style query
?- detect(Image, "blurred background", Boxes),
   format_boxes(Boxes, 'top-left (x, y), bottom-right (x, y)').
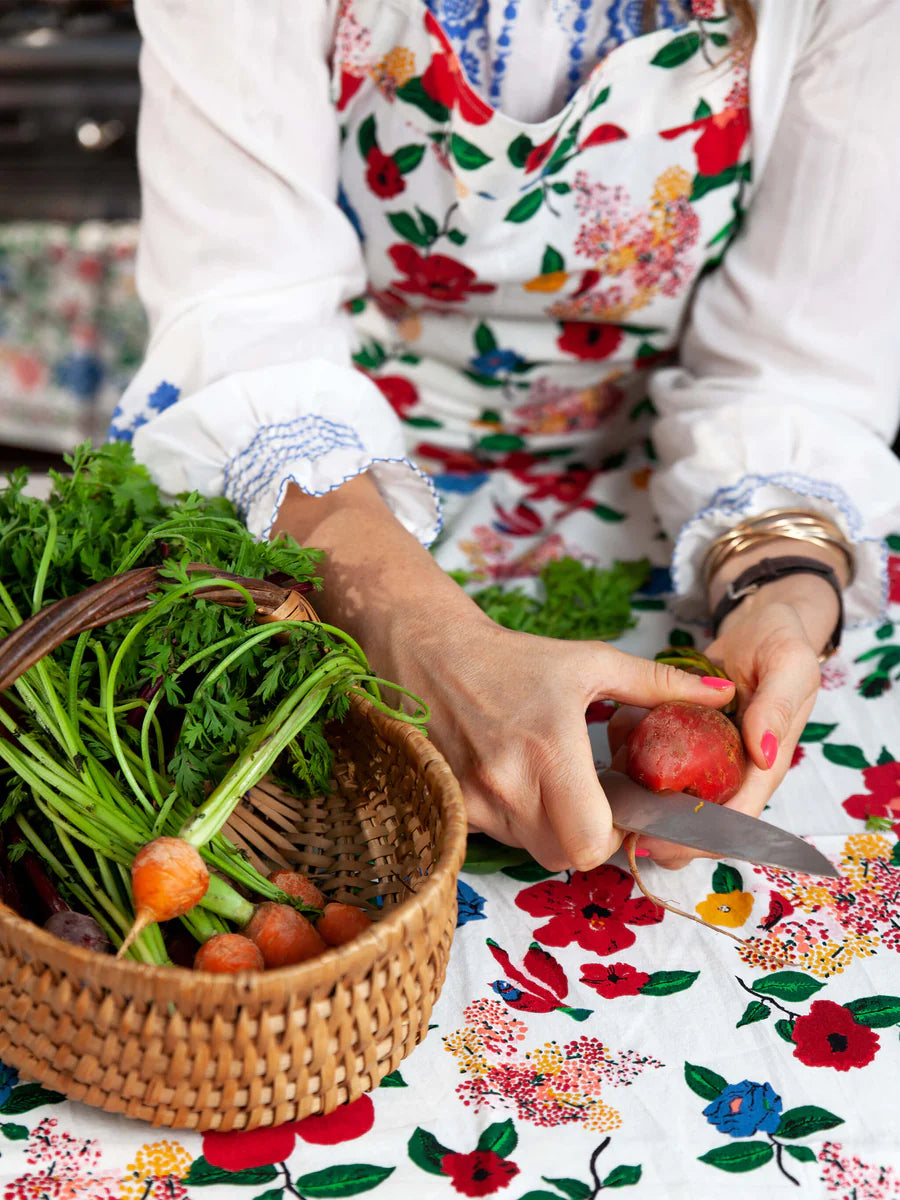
top-left (0, 0), bottom-right (143, 474)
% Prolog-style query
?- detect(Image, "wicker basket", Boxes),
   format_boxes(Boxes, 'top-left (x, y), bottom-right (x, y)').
top-left (0, 567), bottom-right (468, 1130)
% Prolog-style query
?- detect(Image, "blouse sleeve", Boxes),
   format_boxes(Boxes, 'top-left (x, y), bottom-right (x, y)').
top-left (648, 0), bottom-right (900, 627)
top-left (112, 0), bottom-right (440, 544)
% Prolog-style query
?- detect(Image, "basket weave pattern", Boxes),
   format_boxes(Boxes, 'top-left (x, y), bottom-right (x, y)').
top-left (0, 567), bottom-right (468, 1130)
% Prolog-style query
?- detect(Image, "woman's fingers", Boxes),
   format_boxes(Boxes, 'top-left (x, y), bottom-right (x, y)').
top-left (540, 723), bottom-right (623, 871)
top-left (580, 642), bottom-right (735, 710)
top-left (738, 637), bottom-right (820, 772)
top-left (606, 704), bottom-right (648, 758)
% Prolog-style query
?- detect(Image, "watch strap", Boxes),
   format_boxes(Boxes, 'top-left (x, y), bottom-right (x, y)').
top-left (710, 555), bottom-right (843, 660)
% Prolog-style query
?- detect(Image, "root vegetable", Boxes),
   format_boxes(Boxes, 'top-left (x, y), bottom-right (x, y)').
top-left (117, 837), bottom-right (209, 958)
top-left (267, 870), bottom-right (326, 910)
top-left (316, 902), bottom-right (373, 947)
top-left (194, 932), bottom-right (264, 974)
top-left (245, 901), bottom-right (326, 968)
top-left (43, 911), bottom-right (111, 954)
top-left (624, 700), bottom-right (745, 804)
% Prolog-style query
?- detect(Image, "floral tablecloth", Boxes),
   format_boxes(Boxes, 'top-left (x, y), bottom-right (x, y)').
top-left (1, 463), bottom-right (899, 1200)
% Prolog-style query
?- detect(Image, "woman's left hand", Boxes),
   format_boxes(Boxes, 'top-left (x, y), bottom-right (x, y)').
top-left (607, 570), bottom-right (839, 869)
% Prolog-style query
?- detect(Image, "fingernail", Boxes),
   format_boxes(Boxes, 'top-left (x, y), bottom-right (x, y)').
top-left (761, 730), bottom-right (778, 769)
top-left (701, 676), bottom-right (733, 690)
top-left (634, 846), bottom-right (650, 857)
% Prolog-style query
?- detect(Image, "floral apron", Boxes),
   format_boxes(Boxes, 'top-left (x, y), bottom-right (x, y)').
top-left (332, 0), bottom-right (750, 579)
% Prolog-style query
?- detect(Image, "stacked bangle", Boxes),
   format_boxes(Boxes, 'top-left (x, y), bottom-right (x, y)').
top-left (702, 508), bottom-right (856, 591)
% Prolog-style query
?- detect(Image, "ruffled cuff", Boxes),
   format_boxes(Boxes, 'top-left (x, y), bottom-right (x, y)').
top-left (669, 472), bottom-right (887, 628)
top-left (125, 358), bottom-right (442, 546)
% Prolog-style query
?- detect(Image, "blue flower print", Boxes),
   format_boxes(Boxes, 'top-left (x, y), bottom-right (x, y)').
top-left (469, 349), bottom-right (526, 377)
top-left (54, 352), bottom-right (104, 401)
top-left (456, 879), bottom-right (486, 926)
top-left (0, 1061), bottom-right (19, 1108)
top-left (703, 1080), bottom-right (783, 1137)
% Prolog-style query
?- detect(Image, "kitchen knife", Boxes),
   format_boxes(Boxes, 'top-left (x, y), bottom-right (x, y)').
top-left (599, 770), bottom-right (840, 878)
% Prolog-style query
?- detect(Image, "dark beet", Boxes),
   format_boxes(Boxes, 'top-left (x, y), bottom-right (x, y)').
top-left (43, 911), bottom-right (112, 954)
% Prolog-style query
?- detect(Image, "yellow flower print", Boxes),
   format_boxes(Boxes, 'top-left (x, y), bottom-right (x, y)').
top-left (372, 45), bottom-right (416, 93)
top-left (840, 832), bottom-right (893, 893)
top-left (528, 1041), bottom-right (566, 1077)
top-left (120, 1141), bottom-right (192, 1200)
top-left (695, 889), bottom-right (754, 927)
top-left (523, 269), bottom-right (570, 293)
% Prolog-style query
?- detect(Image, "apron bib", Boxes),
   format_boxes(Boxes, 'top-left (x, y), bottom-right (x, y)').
top-left (333, 0), bottom-right (750, 479)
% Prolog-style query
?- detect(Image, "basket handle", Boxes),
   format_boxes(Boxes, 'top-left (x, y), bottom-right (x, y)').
top-left (0, 564), bottom-right (318, 694)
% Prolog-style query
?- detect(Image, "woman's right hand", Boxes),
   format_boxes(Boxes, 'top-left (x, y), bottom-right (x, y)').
top-left (272, 471), bottom-right (735, 873)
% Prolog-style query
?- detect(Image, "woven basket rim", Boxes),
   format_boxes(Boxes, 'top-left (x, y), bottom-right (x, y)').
top-left (0, 696), bottom-right (468, 997)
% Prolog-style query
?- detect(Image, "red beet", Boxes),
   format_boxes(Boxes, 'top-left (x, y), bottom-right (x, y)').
top-left (624, 701), bottom-right (745, 804)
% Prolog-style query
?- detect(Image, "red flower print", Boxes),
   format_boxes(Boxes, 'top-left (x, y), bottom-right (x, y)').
top-left (389, 244), bottom-right (496, 304)
top-left (580, 961), bottom-right (650, 998)
top-left (693, 108), bottom-right (750, 175)
top-left (440, 1149), bottom-right (520, 1197)
top-left (202, 1095), bottom-right (374, 1169)
top-left (759, 890), bottom-right (795, 932)
top-left (579, 123), bottom-right (628, 150)
top-left (843, 761), bottom-right (900, 836)
top-left (373, 374), bottom-right (419, 418)
top-left (492, 501), bottom-right (543, 537)
top-left (889, 554), bottom-right (900, 604)
top-left (790, 744), bottom-right (805, 769)
top-left (524, 136), bottom-right (556, 173)
top-left (422, 12), bottom-right (493, 125)
top-left (557, 322), bottom-right (624, 361)
top-left (365, 147), bottom-right (405, 198)
top-left (337, 70), bottom-right (365, 111)
top-left (516, 866), bottom-right (663, 955)
top-left (791, 1000), bottom-right (880, 1071)
top-left (487, 938), bottom-right (572, 1014)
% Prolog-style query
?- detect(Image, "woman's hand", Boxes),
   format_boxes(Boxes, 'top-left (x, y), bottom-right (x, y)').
top-left (271, 472), bottom-right (735, 873)
top-left (608, 564), bottom-right (842, 869)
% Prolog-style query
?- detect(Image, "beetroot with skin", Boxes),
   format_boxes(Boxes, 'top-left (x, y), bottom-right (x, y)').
top-left (624, 700), bottom-right (745, 804)
top-left (43, 911), bottom-right (112, 954)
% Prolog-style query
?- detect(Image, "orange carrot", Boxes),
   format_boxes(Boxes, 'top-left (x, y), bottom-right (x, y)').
top-left (117, 837), bottom-right (209, 958)
top-left (245, 902), bottom-right (326, 968)
top-left (193, 933), bottom-right (264, 974)
top-left (267, 870), bottom-right (326, 909)
top-left (316, 901), bottom-right (373, 947)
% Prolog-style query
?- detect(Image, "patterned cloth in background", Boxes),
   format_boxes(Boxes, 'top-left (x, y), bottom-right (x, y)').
top-left (0, 222), bottom-right (146, 452)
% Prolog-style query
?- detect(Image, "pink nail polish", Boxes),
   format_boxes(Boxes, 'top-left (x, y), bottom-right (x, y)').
top-left (761, 730), bottom-right (778, 769)
top-left (634, 847), bottom-right (651, 857)
top-left (701, 676), bottom-right (733, 690)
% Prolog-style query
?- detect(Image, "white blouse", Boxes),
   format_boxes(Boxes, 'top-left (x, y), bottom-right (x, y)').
top-left (115, 0), bottom-right (900, 625)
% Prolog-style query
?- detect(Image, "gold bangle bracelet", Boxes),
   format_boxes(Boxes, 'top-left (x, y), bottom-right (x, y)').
top-left (702, 508), bottom-right (856, 591)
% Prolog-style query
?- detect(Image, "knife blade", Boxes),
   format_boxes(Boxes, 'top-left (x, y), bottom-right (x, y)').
top-left (599, 770), bottom-right (839, 878)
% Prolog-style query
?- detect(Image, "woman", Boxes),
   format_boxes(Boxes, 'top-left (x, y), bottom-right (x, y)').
top-left (113, 0), bottom-right (900, 872)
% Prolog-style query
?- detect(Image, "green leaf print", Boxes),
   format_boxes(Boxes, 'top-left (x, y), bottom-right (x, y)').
top-left (505, 189), bottom-right (545, 223)
top-left (393, 143), bottom-right (425, 174)
top-left (712, 863), bottom-right (743, 894)
top-left (507, 133), bottom-right (534, 167)
top-left (408, 1128), bottom-right (455, 1175)
top-left (555, 1006), bottom-right (593, 1022)
top-left (639, 970), bottom-right (699, 996)
top-left (651, 31), bottom-right (701, 68)
top-left (387, 211), bottom-right (430, 247)
top-left (549, 181), bottom-right (572, 194)
top-left (602, 1164), bottom-right (643, 1188)
top-left (501, 861), bottom-right (558, 883)
top-left (542, 1177), bottom-right (590, 1200)
top-left (683, 1061), bottom-right (728, 1101)
top-left (0, 1084), bottom-right (64, 1115)
top-left (476, 1119), bottom-right (518, 1157)
top-left (693, 98), bottom-right (712, 119)
top-left (750, 972), bottom-right (825, 1002)
top-left (450, 133), bottom-right (493, 170)
top-left (396, 76), bottom-right (451, 123)
top-left (774, 1018), bottom-right (796, 1043)
top-left (691, 161), bottom-right (751, 201)
top-left (799, 722), bottom-right (837, 743)
top-left (591, 503), bottom-right (626, 522)
top-left (588, 85), bottom-right (611, 111)
top-left (698, 1142), bottom-right (774, 1173)
top-left (877, 622), bottom-right (896, 639)
top-left (295, 1164), bottom-right (395, 1197)
top-left (877, 746), bottom-right (896, 765)
top-left (474, 322), bottom-right (498, 355)
top-left (822, 744), bottom-right (870, 770)
top-left (541, 245), bottom-right (566, 273)
top-left (709, 31), bottom-right (730, 46)
top-left (357, 114), bottom-right (377, 159)
top-left (736, 1000), bottom-right (771, 1028)
top-left (775, 1106), bottom-right (844, 1140)
top-left (379, 1069), bottom-right (407, 1087)
top-left (447, 228), bottom-right (468, 245)
top-left (185, 1159), bottom-right (278, 1186)
top-left (415, 206), bottom-right (440, 241)
top-left (784, 1145), bottom-right (817, 1163)
top-left (0, 1123), bottom-right (28, 1140)
top-left (843, 995), bottom-right (900, 1027)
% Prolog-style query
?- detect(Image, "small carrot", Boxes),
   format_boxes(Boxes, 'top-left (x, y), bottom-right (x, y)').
top-left (316, 901), bottom-right (373, 947)
top-left (194, 933), bottom-right (264, 974)
top-left (245, 901), bottom-right (326, 968)
top-left (267, 869), bottom-right (326, 910)
top-left (117, 837), bottom-right (209, 958)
